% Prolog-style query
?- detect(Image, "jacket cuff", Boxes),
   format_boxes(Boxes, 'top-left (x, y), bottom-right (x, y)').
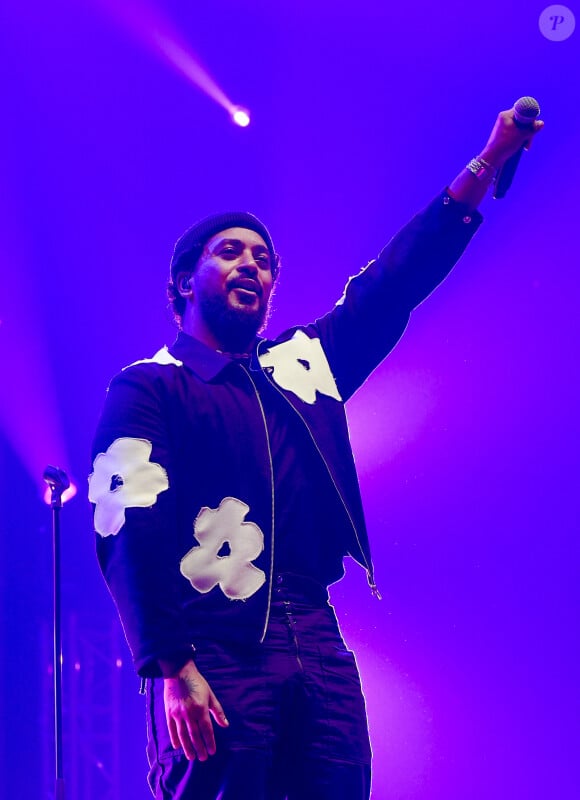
top-left (157, 647), bottom-right (196, 678)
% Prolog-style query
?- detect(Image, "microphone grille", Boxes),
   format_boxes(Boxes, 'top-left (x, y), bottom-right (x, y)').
top-left (514, 96), bottom-right (540, 126)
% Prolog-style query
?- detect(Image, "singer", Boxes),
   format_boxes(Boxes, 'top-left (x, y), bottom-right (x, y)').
top-left (89, 102), bottom-right (542, 800)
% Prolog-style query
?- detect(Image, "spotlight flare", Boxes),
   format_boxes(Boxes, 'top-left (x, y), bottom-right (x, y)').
top-left (232, 108), bottom-right (251, 128)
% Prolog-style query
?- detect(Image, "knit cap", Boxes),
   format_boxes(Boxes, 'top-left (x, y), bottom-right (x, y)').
top-left (170, 212), bottom-right (278, 279)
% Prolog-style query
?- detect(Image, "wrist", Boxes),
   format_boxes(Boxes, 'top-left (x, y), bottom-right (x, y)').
top-left (465, 155), bottom-right (498, 183)
top-left (158, 647), bottom-right (196, 678)
top-left (478, 147), bottom-right (509, 170)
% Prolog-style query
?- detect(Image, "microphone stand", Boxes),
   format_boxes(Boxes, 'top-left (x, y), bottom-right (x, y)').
top-left (44, 466), bottom-right (70, 800)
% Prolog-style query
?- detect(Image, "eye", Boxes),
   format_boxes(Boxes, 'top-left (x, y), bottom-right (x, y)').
top-left (255, 252), bottom-right (271, 267)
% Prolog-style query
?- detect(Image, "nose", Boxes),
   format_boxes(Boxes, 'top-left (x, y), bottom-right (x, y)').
top-left (237, 248), bottom-right (259, 272)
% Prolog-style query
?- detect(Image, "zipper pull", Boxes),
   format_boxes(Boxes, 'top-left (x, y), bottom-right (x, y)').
top-left (367, 573), bottom-right (382, 600)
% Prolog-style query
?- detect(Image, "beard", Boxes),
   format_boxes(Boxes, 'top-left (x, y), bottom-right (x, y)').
top-left (197, 287), bottom-right (272, 353)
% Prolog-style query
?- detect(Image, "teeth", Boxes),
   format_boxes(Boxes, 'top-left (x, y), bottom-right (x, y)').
top-left (233, 284), bottom-right (258, 293)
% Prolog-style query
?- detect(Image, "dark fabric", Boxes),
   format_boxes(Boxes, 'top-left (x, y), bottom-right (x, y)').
top-left (256, 367), bottom-right (351, 586)
top-left (146, 574), bottom-right (372, 800)
top-left (170, 211), bottom-right (278, 279)
top-left (91, 191), bottom-right (483, 676)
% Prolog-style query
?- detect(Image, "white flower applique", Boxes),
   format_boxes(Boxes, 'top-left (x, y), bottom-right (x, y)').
top-left (89, 438), bottom-right (169, 537)
top-left (125, 347), bottom-right (183, 369)
top-left (258, 330), bottom-right (342, 404)
top-left (180, 497), bottom-right (266, 601)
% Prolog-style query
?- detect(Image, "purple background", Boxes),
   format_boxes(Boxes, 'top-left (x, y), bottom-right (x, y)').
top-left (1, 1), bottom-right (578, 798)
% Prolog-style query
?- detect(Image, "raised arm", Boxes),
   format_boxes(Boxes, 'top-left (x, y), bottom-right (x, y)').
top-left (313, 102), bottom-right (544, 400)
top-left (448, 103), bottom-right (544, 209)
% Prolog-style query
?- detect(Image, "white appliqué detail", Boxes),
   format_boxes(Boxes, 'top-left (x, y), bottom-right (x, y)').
top-left (180, 497), bottom-right (266, 601)
top-left (88, 438), bottom-right (169, 537)
top-left (258, 330), bottom-right (342, 404)
top-left (125, 347), bottom-right (183, 369)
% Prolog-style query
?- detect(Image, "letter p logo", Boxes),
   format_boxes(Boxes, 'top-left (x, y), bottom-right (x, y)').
top-left (539, 5), bottom-right (575, 40)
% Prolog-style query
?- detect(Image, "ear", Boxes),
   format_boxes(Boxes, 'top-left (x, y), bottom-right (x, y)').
top-left (176, 271), bottom-right (193, 298)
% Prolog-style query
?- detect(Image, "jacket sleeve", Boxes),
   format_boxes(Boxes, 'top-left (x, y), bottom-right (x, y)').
top-left (89, 364), bottom-right (193, 677)
top-left (313, 191), bottom-right (483, 400)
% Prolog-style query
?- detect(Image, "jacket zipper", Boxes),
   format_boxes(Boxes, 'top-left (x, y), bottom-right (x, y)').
top-left (255, 341), bottom-right (381, 600)
top-left (239, 363), bottom-right (277, 641)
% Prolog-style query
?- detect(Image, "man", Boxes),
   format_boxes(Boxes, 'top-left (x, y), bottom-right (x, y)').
top-left (89, 107), bottom-right (542, 799)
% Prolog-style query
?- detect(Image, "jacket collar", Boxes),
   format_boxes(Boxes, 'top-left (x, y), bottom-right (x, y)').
top-left (169, 331), bottom-right (261, 381)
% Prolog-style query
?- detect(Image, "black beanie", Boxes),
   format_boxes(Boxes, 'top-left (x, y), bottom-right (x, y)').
top-left (170, 211), bottom-right (278, 280)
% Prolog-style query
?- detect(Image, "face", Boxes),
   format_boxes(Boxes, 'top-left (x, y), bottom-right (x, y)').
top-left (183, 227), bottom-right (274, 351)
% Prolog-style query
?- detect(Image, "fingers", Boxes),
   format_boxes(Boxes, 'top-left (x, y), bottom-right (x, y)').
top-left (524, 120), bottom-right (545, 151)
top-left (166, 708), bottom-right (198, 759)
top-left (209, 687), bottom-right (229, 729)
top-left (164, 698), bottom-right (224, 760)
top-left (176, 715), bottom-right (202, 761)
top-left (167, 715), bottom-right (181, 752)
top-left (183, 715), bottom-right (211, 761)
top-left (196, 712), bottom-right (216, 758)
top-left (167, 710), bottom-right (213, 761)
top-left (483, 108), bottom-right (543, 167)
top-left (170, 709), bottom-right (219, 761)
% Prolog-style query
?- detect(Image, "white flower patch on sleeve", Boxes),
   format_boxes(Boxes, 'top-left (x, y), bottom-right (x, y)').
top-left (89, 438), bottom-right (169, 537)
top-left (258, 330), bottom-right (342, 404)
top-left (180, 497), bottom-right (266, 601)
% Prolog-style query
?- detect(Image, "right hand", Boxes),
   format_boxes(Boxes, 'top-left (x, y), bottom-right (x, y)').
top-left (163, 660), bottom-right (229, 761)
top-left (480, 107), bottom-right (544, 170)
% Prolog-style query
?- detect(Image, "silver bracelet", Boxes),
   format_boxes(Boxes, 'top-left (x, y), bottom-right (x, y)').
top-left (466, 156), bottom-right (498, 182)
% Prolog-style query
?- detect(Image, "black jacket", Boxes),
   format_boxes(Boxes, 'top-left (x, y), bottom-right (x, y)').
top-left (89, 192), bottom-right (482, 676)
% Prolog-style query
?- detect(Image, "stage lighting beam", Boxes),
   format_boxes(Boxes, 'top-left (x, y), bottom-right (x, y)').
top-left (232, 107), bottom-right (251, 128)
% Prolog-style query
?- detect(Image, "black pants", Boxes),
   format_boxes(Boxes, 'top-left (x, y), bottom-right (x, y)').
top-left (146, 574), bottom-right (372, 799)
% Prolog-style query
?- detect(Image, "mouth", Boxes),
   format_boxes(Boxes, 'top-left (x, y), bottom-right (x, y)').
top-left (229, 279), bottom-right (262, 298)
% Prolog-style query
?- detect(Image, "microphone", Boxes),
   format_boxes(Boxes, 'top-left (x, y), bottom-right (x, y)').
top-left (493, 96), bottom-right (540, 199)
top-left (43, 465), bottom-right (71, 493)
